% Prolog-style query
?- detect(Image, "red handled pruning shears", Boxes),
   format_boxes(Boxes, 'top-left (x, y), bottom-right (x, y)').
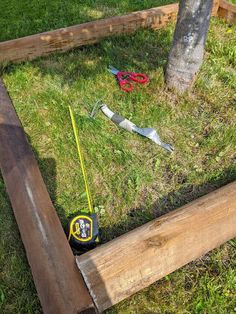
top-left (108, 65), bottom-right (149, 92)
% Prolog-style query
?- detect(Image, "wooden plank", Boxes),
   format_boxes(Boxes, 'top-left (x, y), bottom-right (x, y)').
top-left (0, 79), bottom-right (97, 314)
top-left (212, 0), bottom-right (221, 15)
top-left (218, 0), bottom-right (236, 23)
top-left (77, 182), bottom-right (236, 312)
top-left (219, 0), bottom-right (236, 12)
top-left (0, 1), bottom-right (219, 64)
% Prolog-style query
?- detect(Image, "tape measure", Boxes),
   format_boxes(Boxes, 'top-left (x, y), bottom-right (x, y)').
top-left (65, 106), bottom-right (99, 251)
top-left (66, 213), bottom-right (99, 251)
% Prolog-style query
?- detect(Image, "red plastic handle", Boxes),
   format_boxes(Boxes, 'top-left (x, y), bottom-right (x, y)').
top-left (129, 73), bottom-right (149, 84)
top-left (116, 71), bottom-right (149, 91)
top-left (119, 80), bottom-right (134, 92)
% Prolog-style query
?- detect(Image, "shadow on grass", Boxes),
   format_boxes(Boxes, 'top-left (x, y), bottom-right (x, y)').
top-left (31, 149), bottom-right (69, 226)
top-left (100, 165), bottom-right (236, 242)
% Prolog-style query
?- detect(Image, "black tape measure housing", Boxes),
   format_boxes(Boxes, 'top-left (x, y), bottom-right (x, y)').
top-left (65, 213), bottom-right (99, 251)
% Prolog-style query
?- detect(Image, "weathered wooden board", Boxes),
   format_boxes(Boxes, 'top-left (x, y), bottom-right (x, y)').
top-left (218, 0), bottom-right (236, 23)
top-left (77, 181), bottom-right (236, 312)
top-left (0, 1), bottom-right (220, 64)
top-left (0, 79), bottom-right (97, 314)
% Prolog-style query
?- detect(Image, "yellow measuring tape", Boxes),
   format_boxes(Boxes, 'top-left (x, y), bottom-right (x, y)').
top-left (68, 106), bottom-right (93, 214)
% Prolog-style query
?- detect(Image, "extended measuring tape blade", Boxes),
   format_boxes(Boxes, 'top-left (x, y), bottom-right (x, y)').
top-left (66, 106), bottom-right (100, 251)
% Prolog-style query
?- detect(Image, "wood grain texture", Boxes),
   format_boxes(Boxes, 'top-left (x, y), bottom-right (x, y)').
top-left (0, 1), bottom-right (219, 64)
top-left (77, 182), bottom-right (236, 312)
top-left (218, 0), bottom-right (236, 23)
top-left (0, 79), bottom-right (97, 314)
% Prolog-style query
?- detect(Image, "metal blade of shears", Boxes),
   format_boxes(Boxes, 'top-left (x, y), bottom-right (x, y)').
top-left (133, 127), bottom-right (174, 152)
top-left (108, 65), bottom-right (120, 75)
top-left (94, 104), bottom-right (174, 153)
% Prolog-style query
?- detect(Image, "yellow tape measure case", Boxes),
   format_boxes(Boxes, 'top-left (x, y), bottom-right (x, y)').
top-left (65, 213), bottom-right (99, 251)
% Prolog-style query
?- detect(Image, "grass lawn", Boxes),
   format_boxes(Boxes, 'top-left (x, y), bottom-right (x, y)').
top-left (0, 1), bottom-right (236, 313)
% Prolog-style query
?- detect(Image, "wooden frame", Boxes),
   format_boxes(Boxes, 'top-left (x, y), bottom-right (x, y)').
top-left (0, 1), bottom-right (236, 313)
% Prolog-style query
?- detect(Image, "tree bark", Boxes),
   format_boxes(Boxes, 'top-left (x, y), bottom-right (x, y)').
top-left (165, 0), bottom-right (214, 93)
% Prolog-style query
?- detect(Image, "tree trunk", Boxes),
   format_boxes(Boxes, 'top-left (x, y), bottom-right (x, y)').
top-left (165, 0), bottom-right (214, 93)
